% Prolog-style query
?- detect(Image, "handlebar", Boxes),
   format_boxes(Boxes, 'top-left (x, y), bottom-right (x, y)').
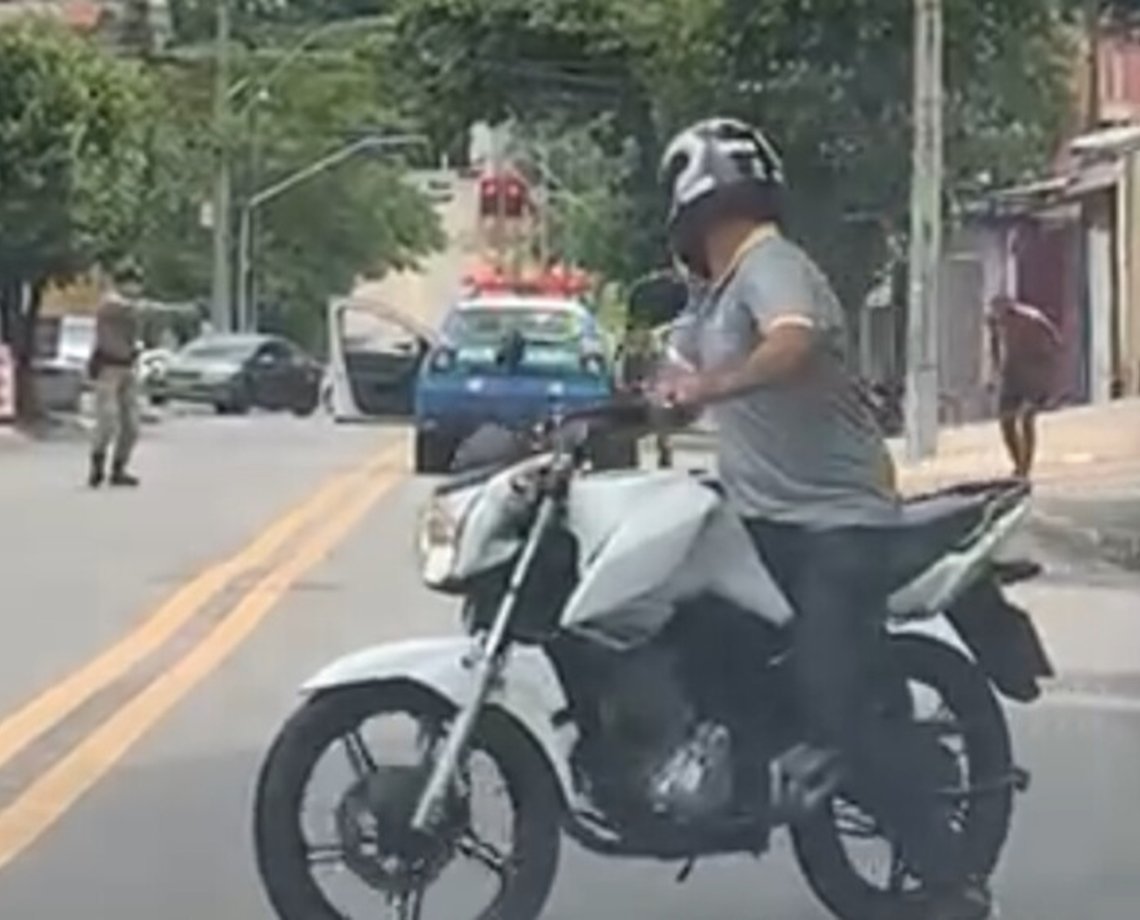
top-left (446, 396), bottom-right (690, 478)
top-left (555, 394), bottom-right (689, 435)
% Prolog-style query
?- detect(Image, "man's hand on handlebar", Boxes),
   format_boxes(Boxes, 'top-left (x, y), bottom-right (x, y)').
top-left (652, 368), bottom-right (716, 409)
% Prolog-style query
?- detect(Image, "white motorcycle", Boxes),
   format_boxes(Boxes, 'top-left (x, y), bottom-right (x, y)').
top-left (253, 400), bottom-right (1053, 920)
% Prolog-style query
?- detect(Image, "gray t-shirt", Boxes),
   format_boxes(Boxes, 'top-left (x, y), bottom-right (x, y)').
top-left (672, 234), bottom-right (898, 528)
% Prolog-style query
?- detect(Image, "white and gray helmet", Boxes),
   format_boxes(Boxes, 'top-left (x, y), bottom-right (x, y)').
top-left (660, 117), bottom-right (785, 225)
top-left (658, 118), bottom-right (785, 275)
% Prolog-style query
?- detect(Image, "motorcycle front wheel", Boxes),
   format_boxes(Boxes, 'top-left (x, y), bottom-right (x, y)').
top-left (253, 682), bottom-right (562, 920)
top-left (790, 635), bottom-right (1014, 920)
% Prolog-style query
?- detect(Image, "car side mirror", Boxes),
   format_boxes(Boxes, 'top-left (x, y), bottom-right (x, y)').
top-left (627, 271), bottom-right (689, 331)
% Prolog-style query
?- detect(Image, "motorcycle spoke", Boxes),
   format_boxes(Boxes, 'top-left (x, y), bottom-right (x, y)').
top-left (887, 848), bottom-right (911, 894)
top-left (306, 841), bottom-right (346, 868)
top-left (342, 728), bottom-right (378, 779)
top-left (392, 887), bottom-right (425, 920)
top-left (457, 831), bottom-right (510, 880)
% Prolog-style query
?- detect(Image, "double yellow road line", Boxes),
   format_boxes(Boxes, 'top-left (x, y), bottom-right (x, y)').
top-left (0, 439), bottom-right (407, 871)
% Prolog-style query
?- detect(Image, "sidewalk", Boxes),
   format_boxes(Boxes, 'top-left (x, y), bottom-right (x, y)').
top-left (892, 398), bottom-right (1140, 494)
top-left (0, 424), bottom-right (21, 451)
top-left (667, 399), bottom-right (1140, 567)
top-left (893, 399), bottom-right (1140, 568)
top-left (0, 399), bottom-right (168, 451)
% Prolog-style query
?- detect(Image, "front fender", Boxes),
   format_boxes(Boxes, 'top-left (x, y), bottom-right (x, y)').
top-left (303, 637), bottom-right (577, 802)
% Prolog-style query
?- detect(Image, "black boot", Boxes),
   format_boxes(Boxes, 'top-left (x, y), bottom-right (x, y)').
top-left (88, 452), bottom-right (106, 488)
top-left (109, 459), bottom-right (139, 487)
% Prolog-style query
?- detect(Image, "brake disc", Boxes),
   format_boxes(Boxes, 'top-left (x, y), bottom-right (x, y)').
top-left (335, 765), bottom-right (470, 893)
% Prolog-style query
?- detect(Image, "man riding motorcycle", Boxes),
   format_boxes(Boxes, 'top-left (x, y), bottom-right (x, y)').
top-left (653, 117), bottom-right (990, 919)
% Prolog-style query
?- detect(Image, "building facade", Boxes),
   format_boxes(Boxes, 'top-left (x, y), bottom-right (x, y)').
top-left (861, 26), bottom-right (1140, 426)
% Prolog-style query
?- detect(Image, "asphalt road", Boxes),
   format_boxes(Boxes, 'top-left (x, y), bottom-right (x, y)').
top-left (0, 413), bottom-right (1138, 919)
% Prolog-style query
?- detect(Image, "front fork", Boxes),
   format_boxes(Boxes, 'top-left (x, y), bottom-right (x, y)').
top-left (410, 496), bottom-right (559, 832)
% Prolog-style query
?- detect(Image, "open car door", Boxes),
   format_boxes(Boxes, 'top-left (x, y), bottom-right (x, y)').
top-left (326, 295), bottom-right (438, 421)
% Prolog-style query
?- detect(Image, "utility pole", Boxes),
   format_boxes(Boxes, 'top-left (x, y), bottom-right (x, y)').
top-left (496, 147), bottom-right (507, 277)
top-left (1085, 0), bottom-right (1102, 131)
top-left (904, 0), bottom-right (944, 460)
top-left (535, 143), bottom-right (552, 267)
top-left (209, 0), bottom-right (232, 332)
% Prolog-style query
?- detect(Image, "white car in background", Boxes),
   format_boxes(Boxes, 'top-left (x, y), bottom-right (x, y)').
top-left (137, 347), bottom-right (174, 405)
top-left (32, 314), bottom-right (95, 412)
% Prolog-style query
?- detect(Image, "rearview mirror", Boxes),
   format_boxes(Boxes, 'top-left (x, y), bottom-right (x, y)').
top-left (627, 271), bottom-right (689, 331)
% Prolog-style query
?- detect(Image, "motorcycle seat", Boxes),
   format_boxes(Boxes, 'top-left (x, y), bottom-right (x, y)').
top-left (887, 478), bottom-right (1030, 584)
top-left (900, 478), bottom-right (1027, 529)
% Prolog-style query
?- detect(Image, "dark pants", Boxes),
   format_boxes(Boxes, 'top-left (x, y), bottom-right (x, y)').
top-left (746, 520), bottom-right (961, 887)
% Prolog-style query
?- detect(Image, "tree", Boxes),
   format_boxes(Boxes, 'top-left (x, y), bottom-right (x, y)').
top-left (135, 35), bottom-right (443, 349)
top-left (166, 0), bottom-right (388, 45)
top-left (511, 116), bottom-right (640, 282)
top-left (1098, 0), bottom-right (1140, 22)
top-left (0, 19), bottom-right (152, 420)
top-left (385, 0), bottom-right (1075, 310)
top-left (117, 0), bottom-right (159, 55)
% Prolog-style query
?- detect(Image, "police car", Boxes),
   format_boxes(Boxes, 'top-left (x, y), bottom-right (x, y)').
top-left (413, 295), bottom-right (634, 473)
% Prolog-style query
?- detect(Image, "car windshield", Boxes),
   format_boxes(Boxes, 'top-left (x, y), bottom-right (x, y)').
top-left (179, 337), bottom-right (259, 361)
top-left (446, 307), bottom-right (583, 346)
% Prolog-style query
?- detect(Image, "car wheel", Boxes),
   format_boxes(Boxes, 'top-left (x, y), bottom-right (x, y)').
top-left (216, 388), bottom-right (252, 416)
top-left (228, 380), bottom-right (253, 415)
top-left (291, 390), bottom-right (319, 418)
top-left (414, 429), bottom-right (452, 474)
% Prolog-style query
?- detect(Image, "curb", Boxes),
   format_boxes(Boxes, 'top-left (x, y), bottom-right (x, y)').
top-left (1027, 508), bottom-right (1140, 571)
top-left (661, 432), bottom-right (1140, 571)
top-left (0, 426), bottom-right (24, 451)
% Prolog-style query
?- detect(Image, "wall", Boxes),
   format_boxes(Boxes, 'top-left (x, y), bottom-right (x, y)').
top-left (1014, 212), bottom-right (1085, 404)
top-left (1084, 195), bottom-right (1117, 404)
top-left (1098, 32), bottom-right (1140, 124)
top-left (40, 271), bottom-right (106, 317)
top-left (937, 225), bottom-right (989, 423)
top-left (1124, 150), bottom-right (1140, 394)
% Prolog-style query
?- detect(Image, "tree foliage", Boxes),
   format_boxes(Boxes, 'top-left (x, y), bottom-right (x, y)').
top-left (1, 6), bottom-right (443, 421)
top-left (166, 0), bottom-right (389, 45)
top-left (135, 34), bottom-right (442, 348)
top-left (0, 19), bottom-right (152, 416)
top-left (385, 0), bottom-right (1076, 310)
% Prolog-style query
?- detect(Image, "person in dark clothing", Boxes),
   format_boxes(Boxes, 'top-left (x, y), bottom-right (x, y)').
top-left (87, 265), bottom-right (144, 488)
top-left (654, 117), bottom-right (988, 919)
top-left (987, 294), bottom-right (1061, 479)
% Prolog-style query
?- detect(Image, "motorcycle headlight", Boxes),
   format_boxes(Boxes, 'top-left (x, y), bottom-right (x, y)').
top-left (417, 493), bottom-right (463, 585)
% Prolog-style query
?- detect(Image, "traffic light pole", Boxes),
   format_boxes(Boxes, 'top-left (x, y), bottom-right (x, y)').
top-left (904, 0), bottom-right (944, 460)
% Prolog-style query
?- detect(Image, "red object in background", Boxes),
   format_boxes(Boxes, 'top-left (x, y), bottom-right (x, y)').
top-left (463, 260), bottom-right (592, 299)
top-left (478, 170), bottom-right (531, 219)
top-left (463, 262), bottom-right (512, 294)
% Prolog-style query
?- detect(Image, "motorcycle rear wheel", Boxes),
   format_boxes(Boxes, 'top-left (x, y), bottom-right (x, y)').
top-left (790, 635), bottom-right (1014, 920)
top-left (253, 681), bottom-right (562, 920)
